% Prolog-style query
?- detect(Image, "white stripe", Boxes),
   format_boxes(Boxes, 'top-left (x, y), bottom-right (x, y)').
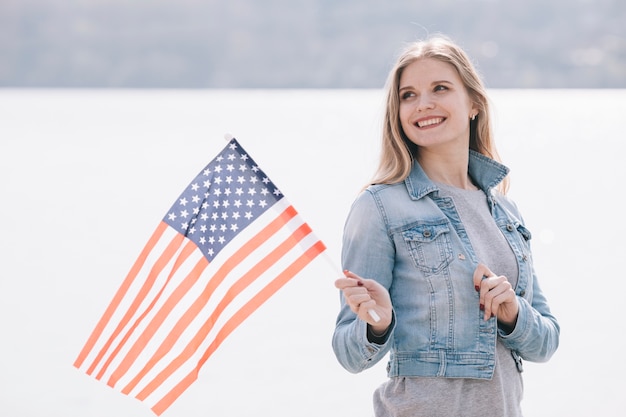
top-left (80, 225), bottom-right (183, 375)
top-left (135, 205), bottom-right (319, 404)
top-left (99, 243), bottom-right (207, 385)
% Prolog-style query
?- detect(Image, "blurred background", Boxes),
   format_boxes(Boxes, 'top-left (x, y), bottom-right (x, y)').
top-left (2, 1), bottom-right (626, 417)
top-left (1, 0), bottom-right (625, 89)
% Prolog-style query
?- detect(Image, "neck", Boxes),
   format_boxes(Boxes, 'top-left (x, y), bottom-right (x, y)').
top-left (417, 149), bottom-right (476, 190)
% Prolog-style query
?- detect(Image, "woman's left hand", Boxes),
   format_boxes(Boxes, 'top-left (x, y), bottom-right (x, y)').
top-left (473, 264), bottom-right (519, 327)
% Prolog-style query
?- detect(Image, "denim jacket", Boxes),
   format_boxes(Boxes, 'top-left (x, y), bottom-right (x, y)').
top-left (332, 151), bottom-right (560, 379)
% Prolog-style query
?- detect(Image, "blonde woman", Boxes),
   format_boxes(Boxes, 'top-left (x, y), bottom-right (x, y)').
top-left (332, 36), bottom-right (560, 417)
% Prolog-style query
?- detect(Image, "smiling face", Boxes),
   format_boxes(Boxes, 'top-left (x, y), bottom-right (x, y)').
top-left (398, 58), bottom-right (477, 155)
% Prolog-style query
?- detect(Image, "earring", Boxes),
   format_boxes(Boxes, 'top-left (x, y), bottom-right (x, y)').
top-left (471, 113), bottom-right (477, 121)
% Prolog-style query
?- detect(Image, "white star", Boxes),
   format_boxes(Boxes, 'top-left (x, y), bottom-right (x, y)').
top-left (245, 211), bottom-right (253, 220)
top-left (218, 236), bottom-right (226, 244)
top-left (232, 211), bottom-right (240, 220)
top-left (189, 226), bottom-right (196, 234)
top-left (259, 200), bottom-right (267, 208)
top-left (193, 206), bottom-right (200, 215)
top-left (179, 197), bottom-right (188, 206)
top-left (213, 188), bottom-right (222, 197)
top-left (168, 212), bottom-right (177, 221)
top-left (224, 188), bottom-right (232, 196)
top-left (227, 152), bottom-right (236, 161)
top-left (233, 200), bottom-right (242, 208)
top-left (191, 183), bottom-right (200, 191)
top-left (235, 188), bottom-right (244, 196)
top-left (203, 168), bottom-right (211, 176)
top-left (216, 155), bottom-right (224, 162)
top-left (192, 195), bottom-right (200, 203)
top-left (226, 164), bottom-right (234, 172)
top-left (213, 200), bottom-right (220, 208)
top-left (225, 175), bottom-right (233, 183)
top-left (180, 209), bottom-right (189, 218)
top-left (199, 237), bottom-right (206, 244)
top-left (222, 200), bottom-right (230, 208)
top-left (262, 177), bottom-right (270, 184)
top-left (214, 176), bottom-right (222, 184)
top-left (230, 224), bottom-right (239, 232)
top-left (249, 176), bottom-right (258, 184)
top-left (200, 225), bottom-right (207, 233)
top-left (240, 153), bottom-right (249, 162)
top-left (260, 188), bottom-right (269, 196)
top-left (220, 224), bottom-right (227, 232)
top-left (239, 164), bottom-right (248, 172)
top-left (237, 176), bottom-right (245, 184)
top-left (251, 165), bottom-right (259, 172)
top-left (247, 188), bottom-right (256, 196)
top-left (208, 248), bottom-right (214, 256)
top-left (201, 212), bottom-right (209, 221)
top-left (273, 189), bottom-right (282, 196)
top-left (181, 222), bottom-right (189, 230)
top-left (246, 199), bottom-right (255, 207)
top-left (203, 180), bottom-right (211, 188)
top-left (208, 236), bottom-right (215, 244)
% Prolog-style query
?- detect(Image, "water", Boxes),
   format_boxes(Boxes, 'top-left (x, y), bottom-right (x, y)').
top-left (0, 89), bottom-right (624, 416)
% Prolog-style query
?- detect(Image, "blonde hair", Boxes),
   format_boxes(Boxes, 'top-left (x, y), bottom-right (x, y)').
top-left (371, 35), bottom-right (509, 193)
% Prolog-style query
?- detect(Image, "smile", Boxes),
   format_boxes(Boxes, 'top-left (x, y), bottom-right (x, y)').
top-left (416, 117), bottom-right (445, 128)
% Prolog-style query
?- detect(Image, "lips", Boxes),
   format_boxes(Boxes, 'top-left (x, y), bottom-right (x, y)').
top-left (416, 117), bottom-right (445, 128)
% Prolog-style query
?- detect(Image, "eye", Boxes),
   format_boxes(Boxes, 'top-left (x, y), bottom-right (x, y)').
top-left (433, 84), bottom-right (448, 92)
top-left (400, 91), bottom-right (415, 100)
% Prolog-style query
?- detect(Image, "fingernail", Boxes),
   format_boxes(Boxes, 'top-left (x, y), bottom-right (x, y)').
top-left (479, 304), bottom-right (485, 311)
top-left (357, 281), bottom-right (364, 287)
top-left (474, 285), bottom-right (480, 292)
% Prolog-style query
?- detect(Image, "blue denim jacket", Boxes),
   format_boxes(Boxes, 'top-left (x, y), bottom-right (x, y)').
top-left (332, 151), bottom-right (560, 379)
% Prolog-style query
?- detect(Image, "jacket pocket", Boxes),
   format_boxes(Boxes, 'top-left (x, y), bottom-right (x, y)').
top-left (402, 220), bottom-right (453, 276)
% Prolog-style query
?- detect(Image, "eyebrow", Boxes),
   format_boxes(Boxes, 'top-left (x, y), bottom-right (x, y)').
top-left (398, 80), bottom-right (454, 91)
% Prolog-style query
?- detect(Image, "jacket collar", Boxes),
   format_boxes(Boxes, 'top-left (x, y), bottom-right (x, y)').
top-left (404, 150), bottom-right (510, 200)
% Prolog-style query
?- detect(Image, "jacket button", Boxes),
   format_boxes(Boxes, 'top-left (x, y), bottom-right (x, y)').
top-left (519, 290), bottom-right (526, 297)
top-left (423, 230), bottom-right (431, 238)
top-left (506, 224), bottom-right (514, 232)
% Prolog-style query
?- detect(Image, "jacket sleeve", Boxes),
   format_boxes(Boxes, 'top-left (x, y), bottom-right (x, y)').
top-left (498, 268), bottom-right (560, 362)
top-left (331, 190), bottom-right (396, 373)
top-left (497, 197), bottom-right (560, 362)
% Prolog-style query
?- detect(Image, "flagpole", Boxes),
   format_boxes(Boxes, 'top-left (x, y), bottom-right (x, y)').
top-left (321, 251), bottom-right (381, 323)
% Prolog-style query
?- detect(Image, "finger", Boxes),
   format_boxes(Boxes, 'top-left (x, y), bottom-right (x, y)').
top-left (334, 277), bottom-right (362, 290)
top-left (482, 279), bottom-right (510, 320)
top-left (472, 263), bottom-right (494, 291)
top-left (343, 269), bottom-right (363, 280)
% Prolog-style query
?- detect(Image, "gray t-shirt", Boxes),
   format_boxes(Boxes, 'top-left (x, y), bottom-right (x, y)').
top-left (373, 184), bottom-right (523, 417)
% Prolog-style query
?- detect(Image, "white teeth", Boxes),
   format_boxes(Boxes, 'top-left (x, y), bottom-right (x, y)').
top-left (418, 117), bottom-right (443, 127)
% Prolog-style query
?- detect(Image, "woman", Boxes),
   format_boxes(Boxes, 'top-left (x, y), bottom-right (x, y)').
top-left (332, 36), bottom-right (560, 417)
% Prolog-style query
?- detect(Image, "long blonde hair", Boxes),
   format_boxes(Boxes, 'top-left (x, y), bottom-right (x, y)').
top-left (372, 35), bottom-right (508, 193)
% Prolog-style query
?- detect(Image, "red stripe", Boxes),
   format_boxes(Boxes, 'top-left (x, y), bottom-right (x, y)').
top-left (73, 222), bottom-right (168, 369)
top-left (120, 206), bottom-right (299, 395)
top-left (136, 224), bottom-right (321, 402)
top-left (105, 239), bottom-right (204, 386)
top-left (150, 240), bottom-right (326, 415)
top-left (87, 225), bottom-right (186, 377)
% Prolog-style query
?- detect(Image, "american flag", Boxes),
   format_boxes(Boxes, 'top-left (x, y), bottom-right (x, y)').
top-left (74, 137), bottom-right (326, 415)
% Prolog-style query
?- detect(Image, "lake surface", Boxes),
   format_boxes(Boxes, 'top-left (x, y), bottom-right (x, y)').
top-left (1, 88), bottom-right (625, 416)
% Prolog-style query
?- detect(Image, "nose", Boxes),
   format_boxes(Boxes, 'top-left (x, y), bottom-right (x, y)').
top-left (415, 94), bottom-right (435, 112)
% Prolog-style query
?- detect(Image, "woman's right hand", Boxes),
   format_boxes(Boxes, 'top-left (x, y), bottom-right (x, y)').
top-left (334, 270), bottom-right (393, 334)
